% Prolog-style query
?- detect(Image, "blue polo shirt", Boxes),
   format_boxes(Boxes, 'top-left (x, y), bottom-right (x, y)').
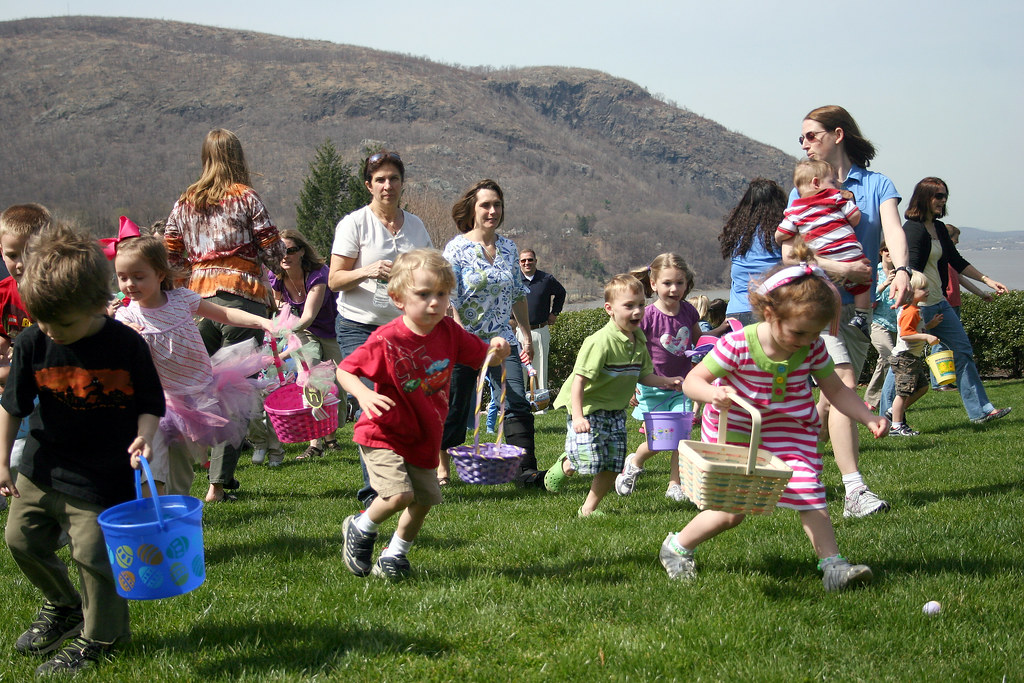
top-left (789, 164), bottom-right (900, 304)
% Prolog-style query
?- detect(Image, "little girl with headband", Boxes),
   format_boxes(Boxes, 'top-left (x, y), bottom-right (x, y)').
top-left (107, 217), bottom-right (273, 502)
top-left (658, 243), bottom-right (888, 591)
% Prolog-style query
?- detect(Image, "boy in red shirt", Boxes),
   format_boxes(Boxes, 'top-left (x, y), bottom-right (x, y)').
top-left (336, 249), bottom-right (509, 580)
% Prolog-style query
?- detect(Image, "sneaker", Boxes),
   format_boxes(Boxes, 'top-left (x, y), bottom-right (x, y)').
top-left (659, 533), bottom-right (696, 580)
top-left (883, 410), bottom-right (914, 433)
top-left (341, 514), bottom-right (377, 577)
top-left (665, 483), bottom-right (688, 502)
top-left (34, 635), bottom-right (111, 676)
top-left (372, 553), bottom-right (412, 581)
top-left (251, 448), bottom-right (268, 465)
top-left (889, 423), bottom-right (920, 437)
top-left (614, 453), bottom-right (644, 496)
top-left (971, 407), bottom-right (1012, 425)
top-left (543, 454), bottom-right (570, 492)
top-left (15, 601), bottom-right (84, 656)
top-left (843, 486), bottom-right (891, 518)
top-left (819, 555), bottom-right (873, 592)
top-left (266, 451), bottom-right (285, 468)
top-left (848, 313), bottom-right (871, 338)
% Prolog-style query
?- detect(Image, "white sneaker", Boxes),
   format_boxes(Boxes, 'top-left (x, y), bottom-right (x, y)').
top-left (266, 451), bottom-right (285, 468)
top-left (614, 453), bottom-right (644, 496)
top-left (251, 448), bottom-right (268, 465)
top-left (819, 555), bottom-right (873, 591)
top-left (665, 483), bottom-right (688, 503)
top-left (843, 486), bottom-right (891, 518)
top-left (659, 533), bottom-right (696, 580)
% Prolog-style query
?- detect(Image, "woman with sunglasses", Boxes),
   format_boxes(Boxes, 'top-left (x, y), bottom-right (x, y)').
top-left (786, 106), bottom-right (912, 519)
top-left (328, 150), bottom-right (433, 507)
top-left (438, 179), bottom-right (545, 489)
top-left (165, 128), bottom-right (285, 502)
top-left (266, 229), bottom-right (342, 460)
top-left (882, 178), bottom-right (1010, 425)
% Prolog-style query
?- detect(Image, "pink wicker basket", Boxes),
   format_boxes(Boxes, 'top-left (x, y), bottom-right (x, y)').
top-left (264, 337), bottom-right (340, 444)
top-left (448, 350), bottom-right (524, 484)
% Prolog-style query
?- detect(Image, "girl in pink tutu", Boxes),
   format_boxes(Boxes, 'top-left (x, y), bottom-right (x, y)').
top-left (107, 218), bottom-right (273, 501)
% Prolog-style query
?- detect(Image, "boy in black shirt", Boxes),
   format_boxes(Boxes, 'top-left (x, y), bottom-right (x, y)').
top-left (0, 224), bottom-right (165, 677)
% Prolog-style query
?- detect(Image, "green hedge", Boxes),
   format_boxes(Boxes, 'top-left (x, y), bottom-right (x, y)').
top-left (551, 291), bottom-right (1024, 393)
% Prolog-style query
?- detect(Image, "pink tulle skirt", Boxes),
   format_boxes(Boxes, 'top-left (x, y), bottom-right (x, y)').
top-left (160, 340), bottom-right (269, 449)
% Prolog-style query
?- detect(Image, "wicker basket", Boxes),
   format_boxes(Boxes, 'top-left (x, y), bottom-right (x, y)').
top-left (263, 337), bottom-right (340, 444)
top-left (448, 350), bottom-right (525, 485)
top-left (678, 394), bottom-right (792, 515)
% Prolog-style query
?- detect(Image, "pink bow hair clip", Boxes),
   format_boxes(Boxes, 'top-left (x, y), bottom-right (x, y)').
top-left (99, 216), bottom-right (142, 260)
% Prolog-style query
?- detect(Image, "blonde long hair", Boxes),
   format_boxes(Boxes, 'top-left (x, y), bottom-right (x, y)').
top-left (180, 129), bottom-right (253, 210)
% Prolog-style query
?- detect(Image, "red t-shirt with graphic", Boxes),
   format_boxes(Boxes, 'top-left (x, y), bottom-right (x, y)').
top-left (341, 316), bottom-right (488, 468)
top-left (0, 276), bottom-right (31, 342)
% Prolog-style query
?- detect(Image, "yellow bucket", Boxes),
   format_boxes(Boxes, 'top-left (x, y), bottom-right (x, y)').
top-left (926, 349), bottom-right (956, 386)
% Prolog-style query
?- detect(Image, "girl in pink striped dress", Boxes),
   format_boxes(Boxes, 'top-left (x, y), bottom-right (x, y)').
top-left (659, 247), bottom-right (888, 591)
top-left (111, 229), bottom-right (273, 500)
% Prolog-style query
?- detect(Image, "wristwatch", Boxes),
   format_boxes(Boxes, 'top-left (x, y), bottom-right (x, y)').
top-left (894, 266), bottom-right (912, 277)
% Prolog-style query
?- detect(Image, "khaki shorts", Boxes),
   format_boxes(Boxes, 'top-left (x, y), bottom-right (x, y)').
top-left (358, 445), bottom-right (443, 506)
top-left (822, 303), bottom-right (871, 375)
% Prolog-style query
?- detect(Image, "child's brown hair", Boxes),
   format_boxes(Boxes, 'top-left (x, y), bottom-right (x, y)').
top-left (21, 224), bottom-right (112, 323)
top-left (0, 203), bottom-right (51, 239)
top-left (629, 252), bottom-right (695, 298)
top-left (115, 235), bottom-right (178, 292)
top-left (748, 242), bottom-right (837, 324)
top-left (604, 274), bottom-right (646, 303)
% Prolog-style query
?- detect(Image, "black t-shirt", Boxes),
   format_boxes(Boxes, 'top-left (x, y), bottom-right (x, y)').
top-left (2, 318), bottom-right (165, 507)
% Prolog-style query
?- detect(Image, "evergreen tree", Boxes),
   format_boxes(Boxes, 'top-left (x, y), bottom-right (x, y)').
top-left (295, 140), bottom-right (369, 257)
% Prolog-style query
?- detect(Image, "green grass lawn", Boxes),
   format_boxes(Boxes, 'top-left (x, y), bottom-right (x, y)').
top-left (2, 381), bottom-right (1023, 681)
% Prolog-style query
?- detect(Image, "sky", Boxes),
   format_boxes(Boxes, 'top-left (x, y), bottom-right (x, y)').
top-left (3, 0), bottom-right (1022, 232)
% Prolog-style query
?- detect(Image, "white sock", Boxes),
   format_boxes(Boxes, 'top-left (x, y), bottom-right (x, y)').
top-left (354, 513), bottom-right (379, 534)
top-left (842, 472), bottom-right (865, 494)
top-left (382, 532), bottom-right (412, 558)
top-left (855, 307), bottom-right (871, 316)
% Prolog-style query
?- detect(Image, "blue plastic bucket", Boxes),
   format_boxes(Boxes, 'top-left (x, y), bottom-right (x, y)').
top-left (97, 457), bottom-right (205, 600)
top-left (643, 411), bottom-right (695, 451)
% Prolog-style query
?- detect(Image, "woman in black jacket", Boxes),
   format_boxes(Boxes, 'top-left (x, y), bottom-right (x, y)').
top-left (900, 177), bottom-right (1010, 424)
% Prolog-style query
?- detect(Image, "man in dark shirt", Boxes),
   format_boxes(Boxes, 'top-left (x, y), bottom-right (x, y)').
top-left (518, 249), bottom-right (566, 401)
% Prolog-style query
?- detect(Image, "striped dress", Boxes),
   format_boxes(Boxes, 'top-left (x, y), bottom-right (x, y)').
top-left (701, 325), bottom-right (835, 510)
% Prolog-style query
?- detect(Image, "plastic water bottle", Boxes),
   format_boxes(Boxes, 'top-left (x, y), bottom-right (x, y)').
top-left (372, 278), bottom-right (390, 308)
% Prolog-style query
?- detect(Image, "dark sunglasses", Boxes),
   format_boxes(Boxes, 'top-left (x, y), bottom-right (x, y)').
top-left (367, 151), bottom-right (402, 165)
top-left (934, 193), bottom-right (947, 200)
top-left (285, 246), bottom-right (303, 255)
top-left (798, 130), bottom-right (831, 144)
top-left (520, 258), bottom-right (536, 263)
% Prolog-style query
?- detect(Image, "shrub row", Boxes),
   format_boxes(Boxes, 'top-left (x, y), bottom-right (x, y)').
top-left (547, 291), bottom-right (1024, 392)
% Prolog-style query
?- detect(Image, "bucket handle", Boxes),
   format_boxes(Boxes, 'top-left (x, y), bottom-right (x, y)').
top-left (714, 393), bottom-right (763, 476)
top-left (648, 389), bottom-right (684, 413)
top-left (468, 349), bottom-right (509, 450)
top-left (134, 455), bottom-right (166, 532)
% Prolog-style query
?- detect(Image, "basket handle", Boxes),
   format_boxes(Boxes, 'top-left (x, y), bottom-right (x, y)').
top-left (268, 336), bottom-right (287, 385)
top-left (468, 349), bottom-right (508, 449)
top-left (715, 393), bottom-right (763, 476)
top-left (134, 455), bottom-right (167, 532)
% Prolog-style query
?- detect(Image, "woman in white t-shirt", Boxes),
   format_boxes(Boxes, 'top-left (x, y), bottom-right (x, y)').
top-left (328, 151), bottom-right (433, 507)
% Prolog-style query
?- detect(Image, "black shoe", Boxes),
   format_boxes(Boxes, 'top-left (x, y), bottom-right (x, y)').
top-left (223, 478), bottom-right (241, 490)
top-left (341, 514), bottom-right (377, 577)
top-left (848, 314), bottom-right (871, 338)
top-left (514, 469), bottom-right (547, 489)
top-left (35, 635), bottom-right (112, 676)
top-left (15, 601), bottom-right (83, 656)
top-left (372, 554), bottom-right (412, 581)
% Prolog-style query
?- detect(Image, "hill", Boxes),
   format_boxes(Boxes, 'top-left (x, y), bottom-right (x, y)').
top-left (0, 16), bottom-right (797, 297)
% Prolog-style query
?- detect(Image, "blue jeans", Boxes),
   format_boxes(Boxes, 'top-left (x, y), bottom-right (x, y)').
top-left (881, 300), bottom-right (992, 421)
top-left (336, 316), bottom-right (380, 507)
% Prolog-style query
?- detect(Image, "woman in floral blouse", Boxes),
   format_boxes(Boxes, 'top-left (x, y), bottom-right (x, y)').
top-left (439, 179), bottom-right (545, 488)
top-left (164, 128), bottom-right (285, 502)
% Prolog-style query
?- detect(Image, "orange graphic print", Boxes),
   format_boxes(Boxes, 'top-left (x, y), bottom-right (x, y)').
top-left (35, 366), bottom-right (135, 410)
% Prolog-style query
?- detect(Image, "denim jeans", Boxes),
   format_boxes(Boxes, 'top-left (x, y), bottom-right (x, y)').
top-left (881, 300), bottom-right (992, 421)
top-left (336, 316), bottom-right (380, 506)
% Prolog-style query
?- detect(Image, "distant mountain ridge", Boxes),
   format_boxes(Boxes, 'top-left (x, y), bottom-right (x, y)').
top-left (0, 16), bottom-right (798, 296)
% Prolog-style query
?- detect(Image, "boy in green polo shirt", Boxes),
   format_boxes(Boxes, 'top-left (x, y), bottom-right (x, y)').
top-left (545, 274), bottom-right (682, 516)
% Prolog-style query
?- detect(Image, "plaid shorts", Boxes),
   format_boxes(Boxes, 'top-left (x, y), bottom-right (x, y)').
top-left (890, 352), bottom-right (928, 397)
top-left (563, 409), bottom-right (627, 475)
